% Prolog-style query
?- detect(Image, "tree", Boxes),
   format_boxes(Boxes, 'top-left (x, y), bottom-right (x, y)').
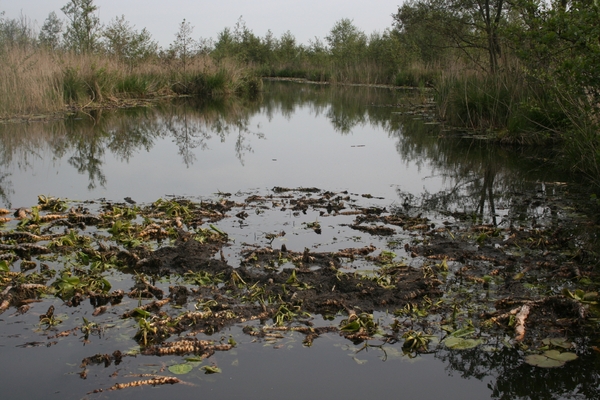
top-left (39, 12), bottom-right (63, 50)
top-left (276, 31), bottom-right (299, 62)
top-left (366, 30), bottom-right (403, 75)
top-left (103, 15), bottom-right (157, 65)
top-left (169, 19), bottom-right (198, 74)
top-left (325, 19), bottom-right (367, 65)
top-left (393, 0), bottom-right (507, 73)
top-left (212, 17), bottom-right (271, 64)
top-left (393, 1), bottom-right (459, 64)
top-left (0, 12), bottom-right (36, 48)
top-left (61, 0), bottom-right (102, 53)
top-left (213, 27), bottom-right (235, 61)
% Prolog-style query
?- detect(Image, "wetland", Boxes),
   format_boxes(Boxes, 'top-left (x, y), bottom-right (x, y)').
top-left (1, 81), bottom-right (600, 399)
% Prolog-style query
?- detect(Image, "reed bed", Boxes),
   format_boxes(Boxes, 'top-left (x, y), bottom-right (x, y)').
top-left (0, 46), bottom-right (260, 119)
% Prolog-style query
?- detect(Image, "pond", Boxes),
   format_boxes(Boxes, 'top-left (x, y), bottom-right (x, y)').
top-left (1, 81), bottom-right (599, 399)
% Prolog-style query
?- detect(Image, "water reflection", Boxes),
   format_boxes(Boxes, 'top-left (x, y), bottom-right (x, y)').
top-left (436, 345), bottom-right (600, 399)
top-left (0, 81), bottom-right (595, 399)
top-left (163, 98), bottom-right (265, 166)
top-left (392, 115), bottom-right (567, 224)
top-left (0, 81), bottom-right (564, 212)
top-left (0, 97), bottom-right (267, 206)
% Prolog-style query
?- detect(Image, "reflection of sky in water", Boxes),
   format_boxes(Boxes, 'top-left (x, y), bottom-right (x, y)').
top-left (4, 104), bottom-right (442, 208)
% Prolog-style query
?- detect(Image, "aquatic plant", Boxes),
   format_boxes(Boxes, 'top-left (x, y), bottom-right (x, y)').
top-left (402, 330), bottom-right (432, 352)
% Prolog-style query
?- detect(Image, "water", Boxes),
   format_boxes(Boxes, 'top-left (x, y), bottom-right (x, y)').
top-left (2, 81), bottom-right (544, 210)
top-left (0, 81), bottom-right (596, 399)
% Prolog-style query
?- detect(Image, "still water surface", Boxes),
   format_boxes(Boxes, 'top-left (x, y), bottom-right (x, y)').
top-left (0, 81), bottom-right (596, 399)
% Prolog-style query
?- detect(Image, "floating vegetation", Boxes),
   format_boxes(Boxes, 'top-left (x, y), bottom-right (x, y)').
top-left (0, 188), bottom-right (599, 395)
top-left (524, 350), bottom-right (578, 368)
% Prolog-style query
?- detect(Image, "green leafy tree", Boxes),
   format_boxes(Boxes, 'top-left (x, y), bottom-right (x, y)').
top-left (61, 0), bottom-right (102, 53)
top-left (213, 27), bottom-right (235, 61)
top-left (325, 19), bottom-right (368, 65)
top-left (39, 11), bottom-right (63, 50)
top-left (394, 0), bottom-right (507, 73)
top-left (366, 29), bottom-right (403, 74)
top-left (213, 17), bottom-right (274, 64)
top-left (231, 17), bottom-right (267, 64)
top-left (103, 15), bottom-right (157, 65)
top-left (275, 31), bottom-right (300, 62)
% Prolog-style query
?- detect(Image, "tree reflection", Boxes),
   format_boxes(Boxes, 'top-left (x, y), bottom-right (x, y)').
top-left (435, 345), bottom-right (600, 399)
top-left (65, 119), bottom-right (107, 190)
top-left (162, 98), bottom-right (263, 167)
top-left (0, 171), bottom-right (13, 208)
top-left (0, 81), bottom-right (566, 214)
top-left (389, 115), bottom-right (567, 225)
top-left (164, 109), bottom-right (206, 167)
top-left (0, 96), bottom-right (263, 204)
top-left (261, 80), bottom-right (404, 135)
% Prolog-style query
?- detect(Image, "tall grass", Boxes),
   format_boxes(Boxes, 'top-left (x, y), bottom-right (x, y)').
top-left (0, 46), bottom-right (64, 116)
top-left (258, 59), bottom-right (397, 85)
top-left (432, 62), bottom-right (565, 143)
top-left (0, 46), bottom-right (260, 118)
top-left (555, 91), bottom-right (600, 186)
top-left (171, 58), bottom-right (262, 97)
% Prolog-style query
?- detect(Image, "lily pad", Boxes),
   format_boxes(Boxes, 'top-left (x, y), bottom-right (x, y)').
top-left (541, 338), bottom-right (573, 349)
top-left (544, 350), bottom-right (578, 362)
top-left (524, 354), bottom-right (564, 368)
top-left (168, 363), bottom-right (194, 375)
top-left (524, 350), bottom-right (578, 368)
top-left (202, 365), bottom-right (222, 374)
top-left (444, 337), bottom-right (482, 350)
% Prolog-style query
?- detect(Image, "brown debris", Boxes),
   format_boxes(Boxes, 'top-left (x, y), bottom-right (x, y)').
top-left (141, 338), bottom-right (232, 356)
top-left (514, 305), bottom-right (530, 342)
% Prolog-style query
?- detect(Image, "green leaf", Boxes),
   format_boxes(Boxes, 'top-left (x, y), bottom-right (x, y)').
top-left (202, 365), bottom-right (222, 374)
top-left (542, 338), bottom-right (573, 349)
top-left (210, 224), bottom-right (227, 237)
top-left (340, 320), bottom-right (361, 332)
top-left (449, 327), bottom-right (475, 338)
top-left (583, 292), bottom-right (598, 301)
top-left (0, 260), bottom-right (9, 272)
top-left (131, 308), bottom-right (152, 318)
top-left (524, 350), bottom-right (578, 368)
top-left (444, 337), bottom-right (482, 350)
top-left (524, 354), bottom-right (564, 368)
top-left (168, 363), bottom-right (194, 375)
top-left (62, 276), bottom-right (81, 285)
top-left (184, 356), bottom-right (204, 363)
top-left (513, 272), bottom-right (524, 280)
top-left (99, 278), bottom-right (112, 292)
top-left (544, 350), bottom-right (578, 362)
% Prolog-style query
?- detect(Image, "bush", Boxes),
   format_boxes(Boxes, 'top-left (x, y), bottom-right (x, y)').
top-left (62, 67), bottom-right (87, 103)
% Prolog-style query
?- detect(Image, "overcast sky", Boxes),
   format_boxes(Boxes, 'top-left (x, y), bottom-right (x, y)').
top-left (2, 0), bottom-right (403, 48)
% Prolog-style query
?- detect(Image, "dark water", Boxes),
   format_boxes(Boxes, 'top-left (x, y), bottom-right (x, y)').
top-left (1, 81), bottom-right (598, 399)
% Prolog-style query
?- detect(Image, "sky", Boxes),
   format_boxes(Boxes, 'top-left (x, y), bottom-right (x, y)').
top-left (1, 0), bottom-right (402, 48)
